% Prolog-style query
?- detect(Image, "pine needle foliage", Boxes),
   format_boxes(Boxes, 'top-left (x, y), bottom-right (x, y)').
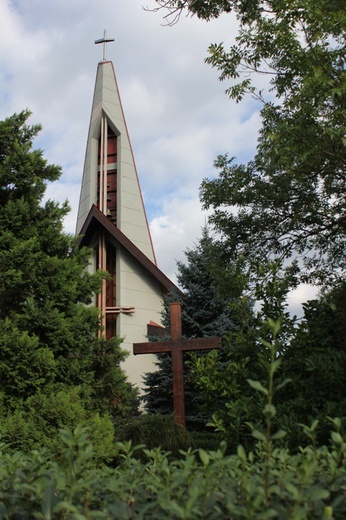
top-left (0, 111), bottom-right (137, 456)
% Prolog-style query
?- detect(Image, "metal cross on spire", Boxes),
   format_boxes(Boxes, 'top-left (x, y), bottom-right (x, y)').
top-left (95, 30), bottom-right (115, 62)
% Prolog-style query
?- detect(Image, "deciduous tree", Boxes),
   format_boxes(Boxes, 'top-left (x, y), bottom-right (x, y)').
top-left (154, 0), bottom-right (346, 286)
top-left (151, 0), bottom-right (346, 448)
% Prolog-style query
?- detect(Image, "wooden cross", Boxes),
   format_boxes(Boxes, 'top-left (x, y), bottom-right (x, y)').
top-left (133, 302), bottom-right (221, 427)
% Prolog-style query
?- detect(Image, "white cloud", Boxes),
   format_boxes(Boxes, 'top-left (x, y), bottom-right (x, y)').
top-left (287, 285), bottom-right (319, 318)
top-left (150, 195), bottom-right (212, 284)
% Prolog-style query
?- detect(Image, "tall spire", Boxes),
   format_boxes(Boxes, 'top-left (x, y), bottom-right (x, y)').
top-left (75, 42), bottom-right (178, 390)
top-left (76, 59), bottom-right (156, 263)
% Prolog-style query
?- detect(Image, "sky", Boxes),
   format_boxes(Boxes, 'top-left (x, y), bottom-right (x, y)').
top-left (0, 0), bottom-right (314, 313)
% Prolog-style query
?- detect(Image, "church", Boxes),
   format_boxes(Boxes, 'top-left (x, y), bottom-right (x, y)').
top-left (76, 35), bottom-right (179, 390)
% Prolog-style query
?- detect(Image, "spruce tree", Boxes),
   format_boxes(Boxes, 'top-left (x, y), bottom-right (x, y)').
top-left (0, 111), bottom-right (137, 455)
top-left (142, 228), bottom-right (236, 430)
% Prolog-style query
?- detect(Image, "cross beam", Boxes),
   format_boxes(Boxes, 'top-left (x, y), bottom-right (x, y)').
top-left (133, 302), bottom-right (221, 427)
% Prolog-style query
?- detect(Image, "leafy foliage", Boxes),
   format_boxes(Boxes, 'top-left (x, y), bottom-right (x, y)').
top-left (155, 0), bottom-right (346, 287)
top-left (191, 278), bottom-right (346, 451)
top-left (117, 414), bottom-right (192, 460)
top-left (0, 413), bottom-right (345, 518)
top-left (0, 265), bottom-right (345, 517)
top-left (150, 0), bottom-right (346, 452)
top-left (277, 281), bottom-right (346, 447)
top-left (0, 111), bottom-right (137, 455)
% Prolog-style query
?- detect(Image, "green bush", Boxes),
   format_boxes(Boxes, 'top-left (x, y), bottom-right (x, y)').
top-left (0, 322), bottom-right (345, 518)
top-left (0, 385), bottom-right (117, 459)
top-left (0, 425), bottom-right (345, 519)
top-left (116, 414), bottom-right (191, 459)
top-left (189, 431), bottom-right (224, 451)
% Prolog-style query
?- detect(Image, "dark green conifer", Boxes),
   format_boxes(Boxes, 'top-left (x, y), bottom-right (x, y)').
top-left (142, 228), bottom-right (236, 430)
top-left (0, 111), bottom-right (137, 455)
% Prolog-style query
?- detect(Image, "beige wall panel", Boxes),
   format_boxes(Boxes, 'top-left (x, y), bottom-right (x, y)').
top-left (116, 259), bottom-right (163, 390)
top-left (121, 178), bottom-right (142, 198)
top-left (122, 170), bottom-right (138, 187)
top-left (76, 135), bottom-right (99, 234)
top-left (119, 245), bottom-right (157, 281)
top-left (118, 133), bottom-right (131, 151)
top-left (121, 351), bottom-right (158, 390)
top-left (120, 270), bottom-right (162, 296)
top-left (120, 225), bottom-right (154, 259)
top-left (121, 206), bottom-right (149, 228)
top-left (92, 89), bottom-right (102, 108)
top-left (121, 147), bottom-right (136, 166)
top-left (120, 288), bottom-right (163, 312)
top-left (121, 191), bottom-right (144, 211)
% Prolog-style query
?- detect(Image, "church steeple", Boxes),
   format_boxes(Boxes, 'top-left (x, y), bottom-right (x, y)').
top-left (76, 43), bottom-right (179, 389)
top-left (76, 59), bottom-right (156, 264)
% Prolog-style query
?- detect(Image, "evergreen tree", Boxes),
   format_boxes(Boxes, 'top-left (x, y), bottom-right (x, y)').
top-left (0, 111), bottom-right (137, 455)
top-left (142, 228), bottom-right (236, 430)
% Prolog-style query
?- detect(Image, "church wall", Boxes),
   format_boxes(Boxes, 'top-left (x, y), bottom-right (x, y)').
top-left (116, 248), bottom-right (162, 389)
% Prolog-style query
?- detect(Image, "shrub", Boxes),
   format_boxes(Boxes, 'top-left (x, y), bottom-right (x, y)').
top-left (0, 425), bottom-right (345, 519)
top-left (116, 413), bottom-right (191, 459)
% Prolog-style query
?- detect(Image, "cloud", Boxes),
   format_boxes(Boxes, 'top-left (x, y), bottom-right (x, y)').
top-left (287, 285), bottom-right (319, 318)
top-left (150, 195), bottom-right (212, 284)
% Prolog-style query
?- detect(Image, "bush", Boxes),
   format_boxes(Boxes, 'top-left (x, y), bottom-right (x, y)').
top-left (0, 386), bottom-right (117, 459)
top-left (189, 431), bottom-right (224, 451)
top-left (0, 425), bottom-right (345, 519)
top-left (116, 414), bottom-right (191, 459)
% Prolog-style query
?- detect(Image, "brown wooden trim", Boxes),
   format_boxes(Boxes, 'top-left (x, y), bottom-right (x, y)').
top-left (78, 205), bottom-right (181, 294)
top-left (134, 337), bottom-right (221, 355)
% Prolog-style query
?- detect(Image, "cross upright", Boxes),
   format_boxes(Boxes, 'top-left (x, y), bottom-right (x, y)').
top-left (133, 302), bottom-right (221, 427)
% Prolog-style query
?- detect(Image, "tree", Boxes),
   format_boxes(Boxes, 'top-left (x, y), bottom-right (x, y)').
top-left (188, 260), bottom-right (297, 450)
top-left (154, 0), bottom-right (346, 287)
top-left (277, 281), bottom-right (346, 447)
top-left (190, 272), bottom-right (346, 451)
top-left (0, 111), bottom-right (137, 454)
top-left (142, 228), bottom-right (237, 430)
top-left (151, 0), bottom-right (346, 450)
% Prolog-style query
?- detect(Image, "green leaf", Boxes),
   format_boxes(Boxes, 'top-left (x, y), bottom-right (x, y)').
top-left (263, 404), bottom-right (276, 418)
top-left (247, 379), bottom-right (268, 395)
top-left (42, 483), bottom-right (56, 520)
top-left (271, 358), bottom-right (282, 373)
top-left (237, 444), bottom-right (247, 463)
top-left (285, 481), bottom-right (299, 499)
top-left (252, 429), bottom-right (266, 442)
top-left (267, 317), bottom-right (281, 337)
top-left (276, 378), bottom-right (292, 391)
top-left (271, 429), bottom-right (286, 440)
top-left (331, 431), bottom-right (343, 445)
top-left (199, 449), bottom-right (210, 466)
top-left (308, 487), bottom-right (330, 501)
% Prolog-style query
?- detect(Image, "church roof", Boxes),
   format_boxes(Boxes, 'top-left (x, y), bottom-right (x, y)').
top-left (78, 204), bottom-right (181, 294)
